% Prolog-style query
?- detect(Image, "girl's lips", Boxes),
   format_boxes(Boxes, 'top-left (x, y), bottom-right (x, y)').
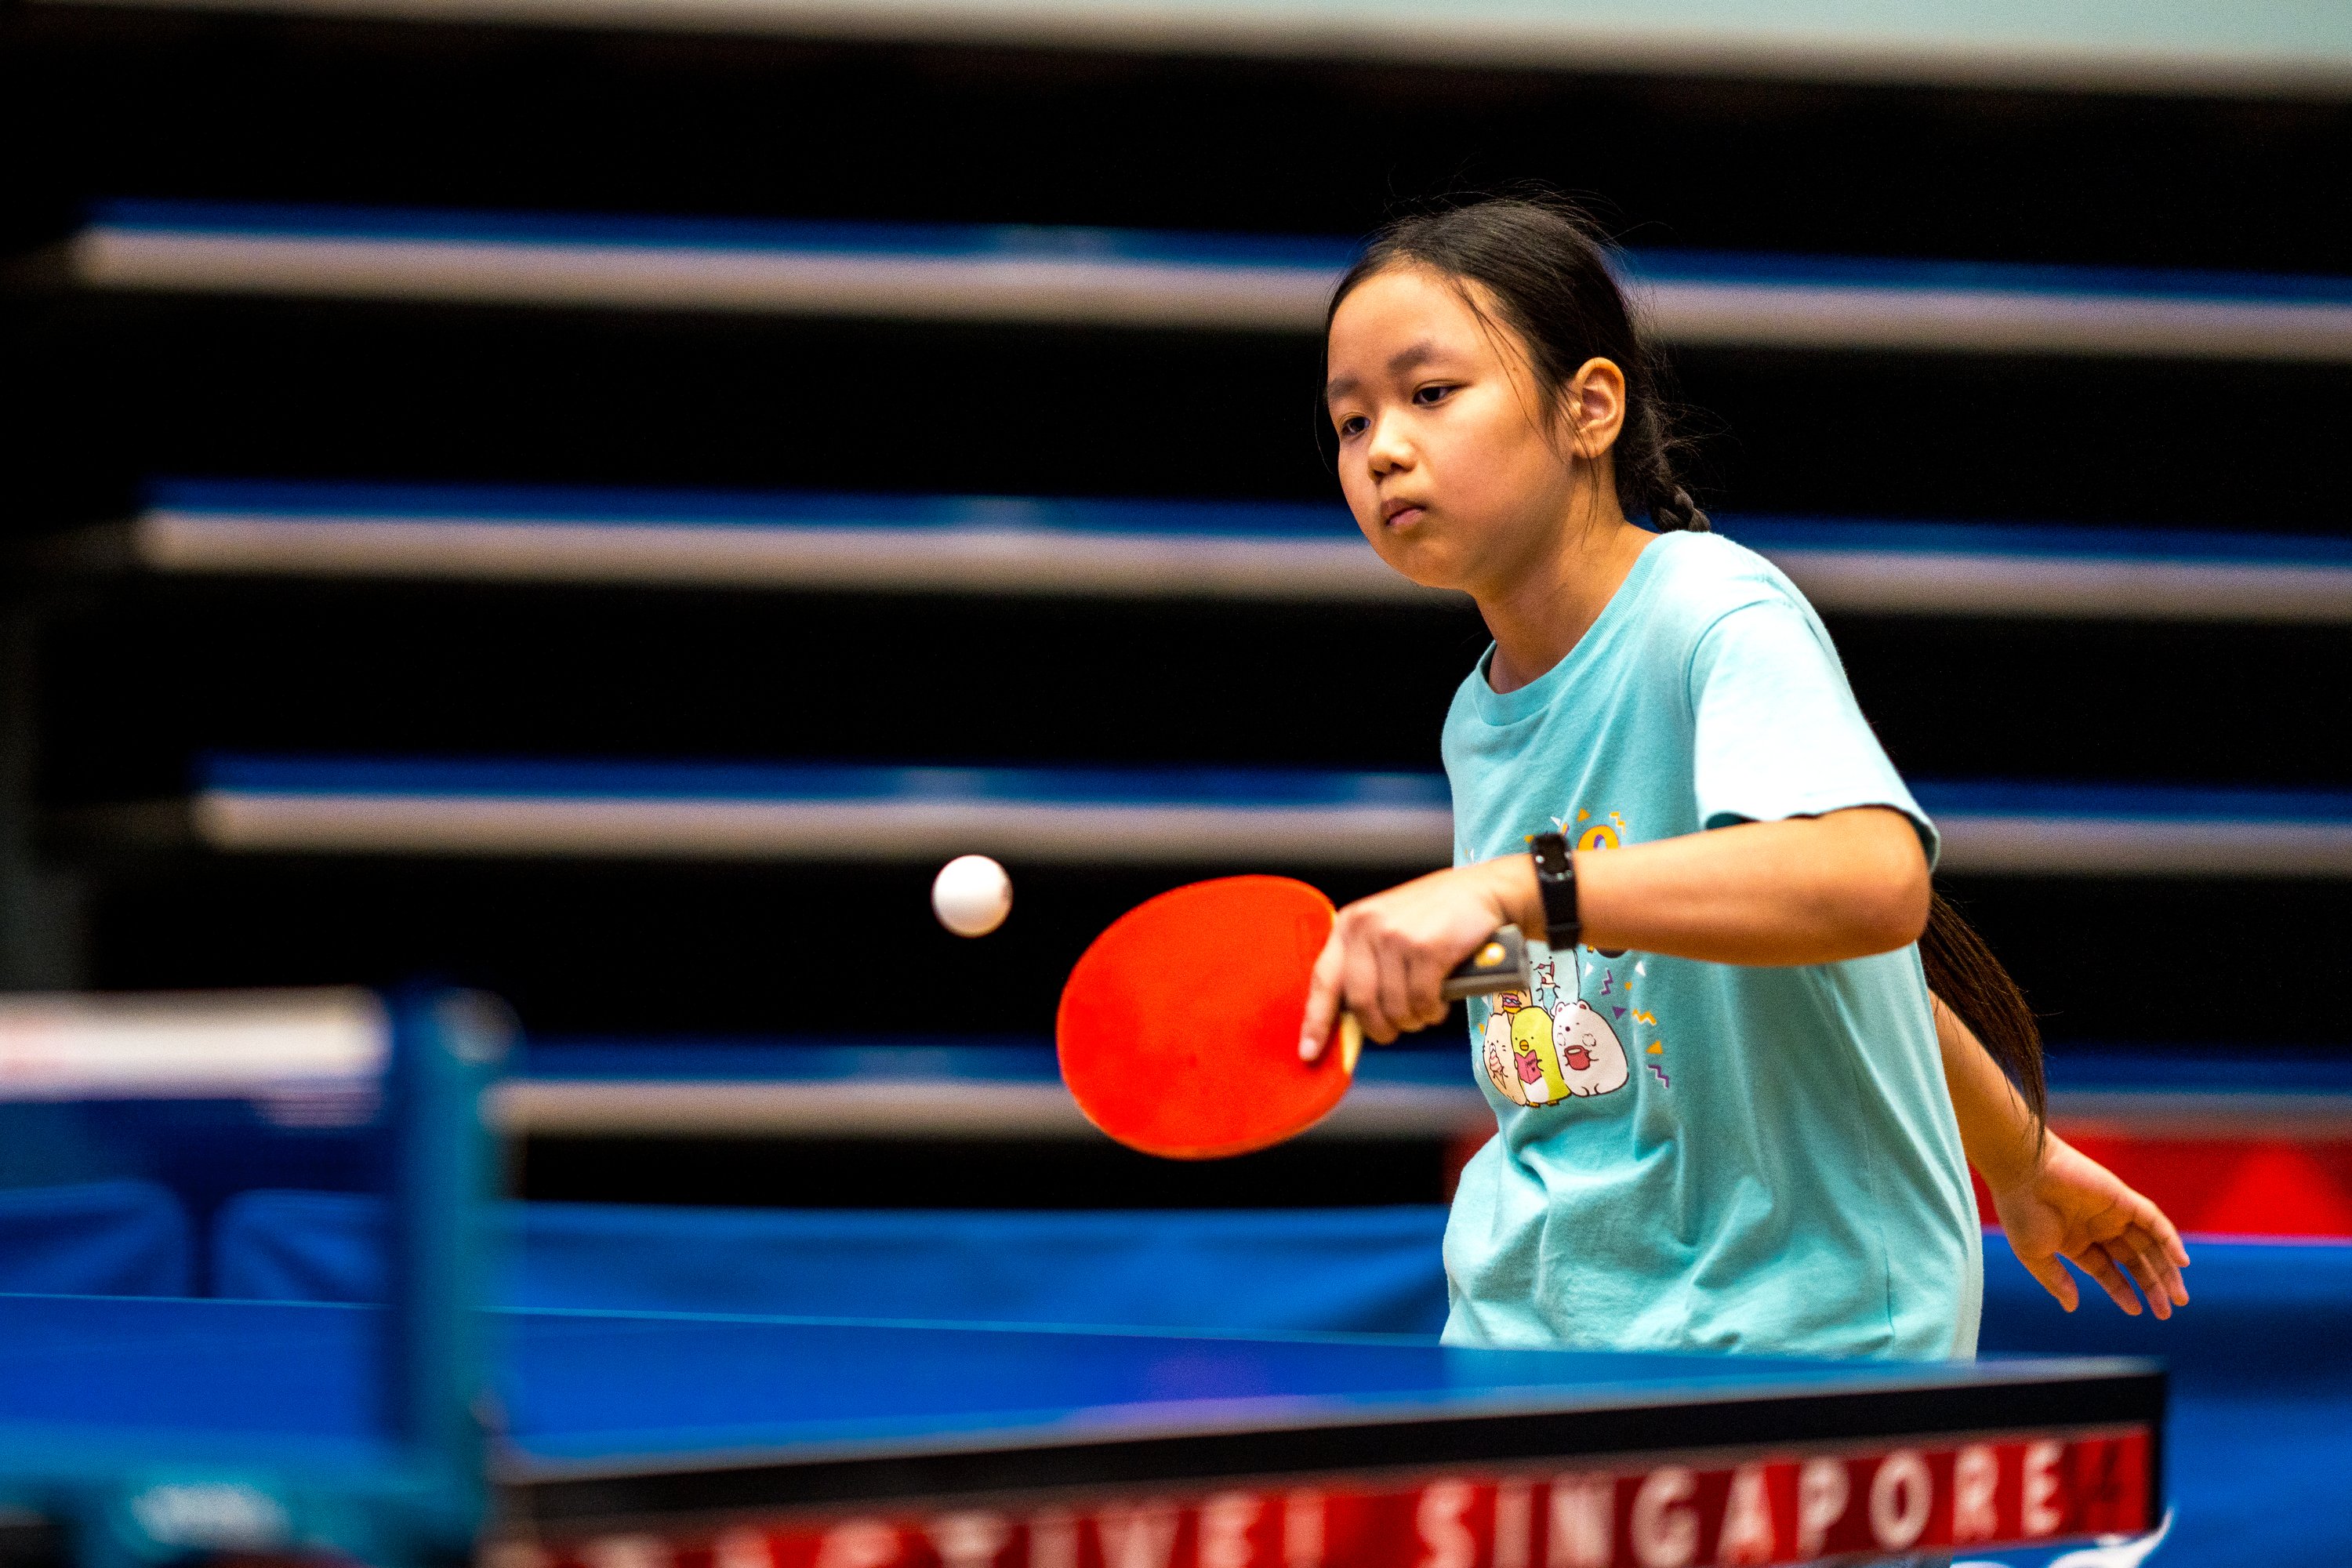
top-left (1383, 503), bottom-right (1426, 528)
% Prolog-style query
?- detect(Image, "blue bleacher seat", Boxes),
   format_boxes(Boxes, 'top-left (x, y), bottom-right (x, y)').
top-left (2041, 1047), bottom-right (2352, 1134)
top-left (0, 1180), bottom-right (194, 1297)
top-left (212, 1191), bottom-right (1455, 1332)
top-left (216, 1188), bottom-right (2350, 1368)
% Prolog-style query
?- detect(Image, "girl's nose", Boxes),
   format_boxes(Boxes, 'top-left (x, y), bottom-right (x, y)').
top-left (1366, 414), bottom-right (1414, 474)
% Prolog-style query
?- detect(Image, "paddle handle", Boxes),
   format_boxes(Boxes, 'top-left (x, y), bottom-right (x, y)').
top-left (1438, 924), bottom-right (1534, 1001)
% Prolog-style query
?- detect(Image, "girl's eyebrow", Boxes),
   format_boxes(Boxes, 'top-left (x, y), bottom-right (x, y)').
top-left (1385, 340), bottom-right (1444, 376)
top-left (1324, 339), bottom-right (1449, 403)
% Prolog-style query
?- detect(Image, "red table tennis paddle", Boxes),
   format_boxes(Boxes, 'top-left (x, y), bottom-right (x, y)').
top-left (1057, 875), bottom-right (1530, 1159)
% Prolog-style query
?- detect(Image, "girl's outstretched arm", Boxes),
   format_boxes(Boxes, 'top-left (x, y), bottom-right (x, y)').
top-left (1300, 804), bottom-right (1928, 1048)
top-left (1933, 995), bottom-right (2191, 1319)
top-left (1553, 804), bottom-right (1930, 964)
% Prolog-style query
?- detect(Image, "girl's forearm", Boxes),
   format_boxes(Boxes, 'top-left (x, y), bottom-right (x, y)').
top-left (1472, 807), bottom-right (1930, 967)
top-left (1933, 993), bottom-right (2045, 1192)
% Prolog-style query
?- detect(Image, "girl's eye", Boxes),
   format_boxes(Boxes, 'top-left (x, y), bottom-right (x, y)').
top-left (1337, 415), bottom-right (1369, 438)
top-left (1412, 383), bottom-right (1456, 406)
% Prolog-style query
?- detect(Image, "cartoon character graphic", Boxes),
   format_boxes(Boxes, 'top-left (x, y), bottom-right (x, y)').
top-left (1482, 991), bottom-right (1557, 1107)
top-left (1479, 974), bottom-right (1632, 1109)
top-left (1475, 804), bottom-right (1645, 1109)
top-left (1552, 1000), bottom-right (1630, 1098)
top-left (1510, 1004), bottom-right (1566, 1103)
top-left (1480, 996), bottom-right (1526, 1105)
top-left (1482, 1015), bottom-right (1515, 1102)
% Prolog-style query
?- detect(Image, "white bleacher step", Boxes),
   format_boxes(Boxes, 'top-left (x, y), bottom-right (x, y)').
top-left (66, 200), bottom-right (2352, 362)
top-left (2028, 1051), bottom-right (2352, 1140)
top-left (162, 757), bottom-right (1460, 867)
top-left (80, 481), bottom-right (1443, 604)
top-left (502, 1041), bottom-right (2352, 1142)
top-left (96, 757), bottom-right (2352, 877)
top-left (0, 989), bottom-right (385, 1101)
top-left (499, 1043), bottom-right (1490, 1141)
top-left (74, 479), bottom-right (2352, 622)
top-left (29, 1), bottom-right (2352, 96)
top-left (1922, 781), bottom-right (2352, 877)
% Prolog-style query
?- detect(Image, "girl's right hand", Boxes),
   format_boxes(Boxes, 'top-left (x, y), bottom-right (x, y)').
top-left (1298, 861), bottom-right (1530, 1057)
top-left (1987, 1131), bottom-right (2190, 1318)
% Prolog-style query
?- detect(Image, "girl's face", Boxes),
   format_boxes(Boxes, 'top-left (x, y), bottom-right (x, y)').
top-left (1325, 265), bottom-right (1599, 596)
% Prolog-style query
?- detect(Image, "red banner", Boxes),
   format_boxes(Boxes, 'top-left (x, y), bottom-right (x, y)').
top-left (513, 1428), bottom-right (2151, 1568)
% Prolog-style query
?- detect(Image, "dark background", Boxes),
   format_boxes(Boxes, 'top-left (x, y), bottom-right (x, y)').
top-left (6, 4), bottom-right (2350, 1203)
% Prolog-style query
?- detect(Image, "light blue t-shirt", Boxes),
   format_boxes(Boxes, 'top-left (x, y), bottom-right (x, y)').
top-left (1440, 530), bottom-right (1980, 1361)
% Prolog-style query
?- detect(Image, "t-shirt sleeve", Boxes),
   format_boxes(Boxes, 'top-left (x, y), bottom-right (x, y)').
top-left (1686, 598), bottom-right (1939, 866)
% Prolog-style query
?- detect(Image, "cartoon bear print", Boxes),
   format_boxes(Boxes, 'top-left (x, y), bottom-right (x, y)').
top-left (1552, 1000), bottom-right (1629, 1098)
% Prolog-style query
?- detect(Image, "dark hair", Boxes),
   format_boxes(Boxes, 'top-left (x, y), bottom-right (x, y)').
top-left (1324, 194), bottom-right (1709, 533)
top-left (1921, 891), bottom-right (2048, 1143)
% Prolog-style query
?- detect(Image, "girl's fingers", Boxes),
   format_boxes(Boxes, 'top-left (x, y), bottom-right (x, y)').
top-left (1344, 937), bottom-right (1397, 1044)
top-left (2068, 1245), bottom-right (2144, 1316)
top-left (1395, 947), bottom-right (1438, 1033)
top-left (2108, 1236), bottom-right (2178, 1319)
top-left (2125, 1223), bottom-right (2190, 1307)
top-left (1403, 944), bottom-right (1454, 1031)
top-left (2021, 1252), bottom-right (2080, 1312)
top-left (1298, 932), bottom-right (1347, 1061)
top-left (2115, 1240), bottom-right (2172, 1320)
top-left (2125, 1191), bottom-right (2192, 1271)
top-left (1370, 934), bottom-right (1419, 1044)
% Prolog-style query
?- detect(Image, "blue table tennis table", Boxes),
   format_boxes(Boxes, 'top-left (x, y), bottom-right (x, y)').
top-left (0, 990), bottom-right (2165, 1568)
top-left (0, 1291), bottom-right (2160, 1568)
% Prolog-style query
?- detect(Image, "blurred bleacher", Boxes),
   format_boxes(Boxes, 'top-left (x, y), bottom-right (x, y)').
top-left (57, 198), bottom-right (2352, 359)
top-left (5, 2), bottom-right (2352, 1562)
top-left (6, 0), bottom-right (2351, 1197)
top-left (6, 0), bottom-right (2350, 1216)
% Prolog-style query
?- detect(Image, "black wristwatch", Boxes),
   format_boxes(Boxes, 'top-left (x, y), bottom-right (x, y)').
top-left (1526, 830), bottom-right (1582, 952)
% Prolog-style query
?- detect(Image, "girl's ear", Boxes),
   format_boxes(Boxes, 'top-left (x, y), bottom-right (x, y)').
top-left (1557, 356), bottom-right (1628, 459)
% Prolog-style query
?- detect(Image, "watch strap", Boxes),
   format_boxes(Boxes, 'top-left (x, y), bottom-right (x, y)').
top-left (1526, 831), bottom-right (1582, 951)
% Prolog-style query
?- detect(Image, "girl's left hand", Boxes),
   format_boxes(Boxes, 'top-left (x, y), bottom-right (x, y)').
top-left (1299, 862), bottom-right (1524, 1058)
top-left (1987, 1131), bottom-right (2190, 1318)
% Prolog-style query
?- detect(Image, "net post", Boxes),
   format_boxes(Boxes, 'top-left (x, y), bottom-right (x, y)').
top-left (386, 986), bottom-right (514, 1563)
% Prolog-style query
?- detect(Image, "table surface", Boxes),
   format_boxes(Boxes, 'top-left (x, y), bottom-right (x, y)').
top-left (0, 1293), bottom-right (2165, 1561)
top-left (0, 1293), bottom-right (2151, 1467)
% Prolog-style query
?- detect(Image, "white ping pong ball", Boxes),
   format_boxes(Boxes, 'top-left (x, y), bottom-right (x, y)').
top-left (931, 855), bottom-right (1012, 938)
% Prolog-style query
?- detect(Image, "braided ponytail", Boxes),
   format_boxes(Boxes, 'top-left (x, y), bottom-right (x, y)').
top-left (1652, 487), bottom-right (1711, 534)
top-left (1327, 194), bottom-right (1708, 532)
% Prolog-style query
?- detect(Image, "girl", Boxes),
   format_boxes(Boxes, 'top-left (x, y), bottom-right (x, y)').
top-left (1300, 196), bottom-right (2187, 1358)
